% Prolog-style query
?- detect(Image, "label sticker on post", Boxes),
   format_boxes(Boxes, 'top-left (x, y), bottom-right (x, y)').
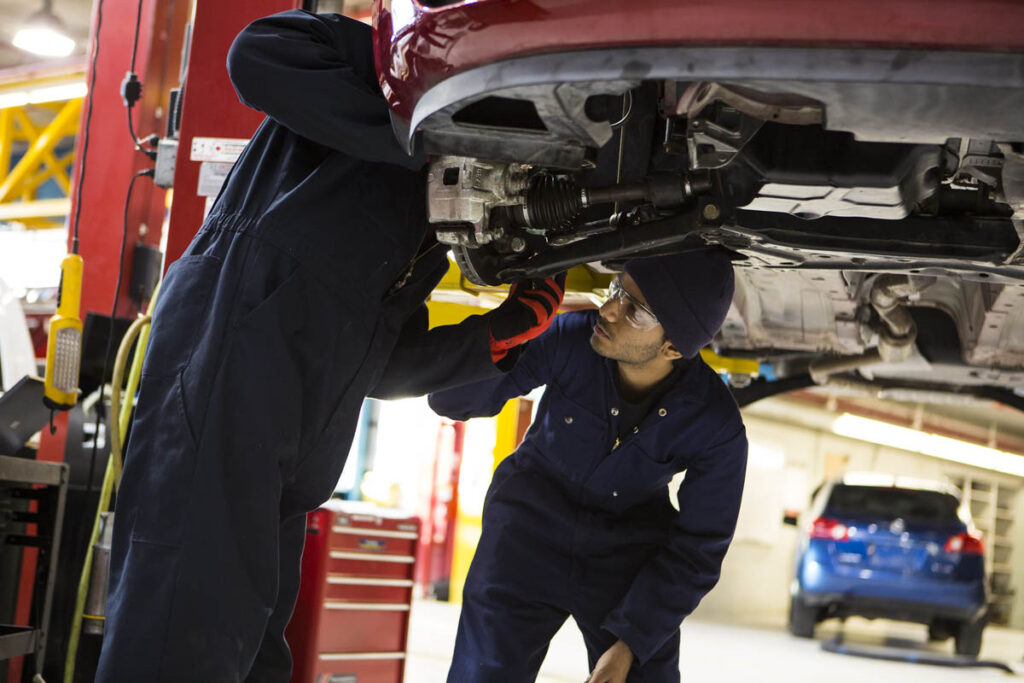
top-left (190, 137), bottom-right (250, 163)
top-left (197, 162), bottom-right (234, 197)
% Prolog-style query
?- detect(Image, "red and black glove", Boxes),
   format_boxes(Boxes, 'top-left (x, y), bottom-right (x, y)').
top-left (488, 273), bottom-right (567, 365)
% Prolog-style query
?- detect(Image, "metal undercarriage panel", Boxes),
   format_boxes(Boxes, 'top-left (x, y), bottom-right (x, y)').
top-left (720, 256), bottom-right (1024, 389)
top-left (409, 46), bottom-right (1024, 400)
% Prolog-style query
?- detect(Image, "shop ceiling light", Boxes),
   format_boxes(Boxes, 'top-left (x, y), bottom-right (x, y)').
top-left (832, 413), bottom-right (1024, 478)
top-left (12, 0), bottom-right (76, 58)
top-left (27, 81), bottom-right (87, 103)
top-left (0, 81), bottom-right (86, 110)
top-left (0, 91), bottom-right (29, 109)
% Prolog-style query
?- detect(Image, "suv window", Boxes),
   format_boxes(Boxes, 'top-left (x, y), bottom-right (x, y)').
top-left (825, 485), bottom-right (960, 523)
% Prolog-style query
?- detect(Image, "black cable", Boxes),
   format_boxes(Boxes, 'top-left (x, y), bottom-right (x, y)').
top-left (123, 0), bottom-right (156, 157)
top-left (72, 0), bottom-right (104, 501)
top-left (85, 0), bottom-right (151, 495)
top-left (129, 0), bottom-right (144, 74)
top-left (68, 0), bottom-right (106, 255)
top-left (83, 168), bottom-right (154, 501)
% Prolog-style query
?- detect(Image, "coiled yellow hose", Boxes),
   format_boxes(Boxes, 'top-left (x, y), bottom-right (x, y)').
top-left (63, 280), bottom-right (160, 682)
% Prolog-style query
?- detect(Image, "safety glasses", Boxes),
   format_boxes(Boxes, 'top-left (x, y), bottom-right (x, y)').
top-left (606, 276), bottom-right (660, 330)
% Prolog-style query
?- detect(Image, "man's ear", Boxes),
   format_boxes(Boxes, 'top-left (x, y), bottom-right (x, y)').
top-left (660, 339), bottom-right (683, 361)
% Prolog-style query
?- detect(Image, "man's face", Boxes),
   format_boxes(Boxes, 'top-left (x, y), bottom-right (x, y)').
top-left (590, 273), bottom-right (669, 365)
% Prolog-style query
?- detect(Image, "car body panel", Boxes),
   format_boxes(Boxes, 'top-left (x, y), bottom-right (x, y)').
top-left (374, 0), bottom-right (1024, 138)
top-left (373, 0), bottom-right (1024, 402)
top-left (793, 479), bottom-right (988, 625)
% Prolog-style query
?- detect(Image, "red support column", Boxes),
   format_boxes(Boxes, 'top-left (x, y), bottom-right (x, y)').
top-left (20, 1), bottom-right (297, 678)
top-left (38, 0), bottom-right (301, 459)
top-left (163, 0), bottom-right (303, 268)
top-left (35, 0), bottom-right (190, 464)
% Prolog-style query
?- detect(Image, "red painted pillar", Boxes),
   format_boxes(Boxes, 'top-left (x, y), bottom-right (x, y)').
top-left (21, 1), bottom-right (297, 678)
top-left (415, 421), bottom-right (465, 598)
top-left (163, 0), bottom-right (303, 268)
top-left (35, 0), bottom-right (189, 463)
top-left (16, 2), bottom-right (189, 678)
top-left (66, 0), bottom-right (188, 322)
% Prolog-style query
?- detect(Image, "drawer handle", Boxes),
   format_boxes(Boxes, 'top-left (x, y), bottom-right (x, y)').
top-left (332, 526), bottom-right (418, 540)
top-left (319, 652), bottom-right (406, 661)
top-left (323, 601), bottom-right (410, 611)
top-left (327, 576), bottom-right (414, 587)
top-left (329, 551), bottom-right (414, 563)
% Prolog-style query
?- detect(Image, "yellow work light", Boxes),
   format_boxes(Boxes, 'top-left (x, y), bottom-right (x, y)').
top-left (44, 253), bottom-right (84, 410)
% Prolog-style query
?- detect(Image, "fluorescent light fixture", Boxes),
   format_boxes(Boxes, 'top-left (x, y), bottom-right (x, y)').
top-left (0, 81), bottom-right (86, 110)
top-left (27, 82), bottom-right (87, 103)
top-left (12, 2), bottom-right (75, 58)
top-left (832, 413), bottom-right (1024, 478)
top-left (0, 92), bottom-right (30, 109)
top-left (12, 27), bottom-right (75, 57)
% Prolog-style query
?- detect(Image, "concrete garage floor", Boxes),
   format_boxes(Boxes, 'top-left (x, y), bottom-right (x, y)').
top-left (405, 599), bottom-right (1024, 681)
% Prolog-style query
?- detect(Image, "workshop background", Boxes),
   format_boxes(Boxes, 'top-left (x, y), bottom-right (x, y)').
top-left (1, 0), bottom-right (1023, 682)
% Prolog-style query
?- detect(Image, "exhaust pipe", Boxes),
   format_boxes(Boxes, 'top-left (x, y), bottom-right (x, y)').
top-left (810, 275), bottom-right (932, 384)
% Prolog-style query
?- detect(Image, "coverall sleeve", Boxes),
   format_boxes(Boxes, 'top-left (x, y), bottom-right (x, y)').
top-left (601, 426), bottom-right (749, 665)
top-left (426, 312), bottom-right (565, 420)
top-left (370, 306), bottom-right (501, 400)
top-left (227, 10), bottom-right (424, 170)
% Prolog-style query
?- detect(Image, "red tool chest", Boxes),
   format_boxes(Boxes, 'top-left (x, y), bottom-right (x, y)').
top-left (287, 500), bottom-right (420, 683)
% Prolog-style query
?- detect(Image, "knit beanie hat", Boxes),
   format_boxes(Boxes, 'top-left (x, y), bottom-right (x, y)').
top-left (623, 249), bottom-right (735, 358)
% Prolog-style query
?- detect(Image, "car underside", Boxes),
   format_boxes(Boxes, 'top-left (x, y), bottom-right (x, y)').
top-left (395, 41), bottom-right (1024, 404)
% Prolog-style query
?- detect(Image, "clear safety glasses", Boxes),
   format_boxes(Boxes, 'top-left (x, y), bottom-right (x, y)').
top-left (606, 276), bottom-right (660, 330)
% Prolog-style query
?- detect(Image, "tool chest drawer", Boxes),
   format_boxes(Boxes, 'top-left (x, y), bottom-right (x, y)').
top-left (287, 501), bottom-right (420, 683)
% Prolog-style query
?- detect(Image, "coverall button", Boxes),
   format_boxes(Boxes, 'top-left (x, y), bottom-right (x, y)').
top-left (612, 490), bottom-right (619, 497)
top-left (658, 408), bottom-right (667, 416)
top-left (565, 416), bottom-right (573, 424)
top-left (610, 407), bottom-right (619, 416)
top-left (633, 426), bottom-right (639, 434)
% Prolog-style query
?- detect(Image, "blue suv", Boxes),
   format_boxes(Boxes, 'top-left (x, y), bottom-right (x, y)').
top-left (787, 475), bottom-right (988, 656)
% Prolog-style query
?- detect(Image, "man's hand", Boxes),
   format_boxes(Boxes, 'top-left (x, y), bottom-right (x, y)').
top-left (586, 639), bottom-right (634, 683)
top-left (488, 273), bottom-right (567, 363)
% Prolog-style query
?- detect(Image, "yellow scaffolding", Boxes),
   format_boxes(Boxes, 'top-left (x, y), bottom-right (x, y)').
top-left (0, 69), bottom-right (84, 229)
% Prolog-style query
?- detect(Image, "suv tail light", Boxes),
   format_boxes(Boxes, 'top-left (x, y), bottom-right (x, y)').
top-left (945, 531), bottom-right (984, 555)
top-left (809, 517), bottom-right (849, 541)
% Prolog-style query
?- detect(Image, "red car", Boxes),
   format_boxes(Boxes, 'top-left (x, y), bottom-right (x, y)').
top-left (373, 0), bottom-right (1024, 405)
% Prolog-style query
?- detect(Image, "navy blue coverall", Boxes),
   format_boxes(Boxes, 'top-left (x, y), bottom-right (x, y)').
top-left (97, 11), bottom-right (500, 682)
top-left (429, 310), bottom-right (749, 681)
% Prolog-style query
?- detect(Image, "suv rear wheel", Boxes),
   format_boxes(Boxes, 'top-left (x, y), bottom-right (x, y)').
top-left (927, 621), bottom-right (954, 641)
top-left (788, 596), bottom-right (817, 638)
top-left (954, 617), bottom-right (985, 657)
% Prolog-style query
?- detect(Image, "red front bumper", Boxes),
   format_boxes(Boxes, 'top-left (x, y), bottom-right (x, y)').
top-left (374, 0), bottom-right (1024, 131)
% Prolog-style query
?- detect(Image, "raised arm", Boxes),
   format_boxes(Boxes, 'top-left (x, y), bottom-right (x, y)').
top-left (426, 309), bottom-right (571, 420)
top-left (369, 306), bottom-right (498, 400)
top-left (227, 10), bottom-right (423, 169)
top-left (374, 276), bottom-right (566, 402)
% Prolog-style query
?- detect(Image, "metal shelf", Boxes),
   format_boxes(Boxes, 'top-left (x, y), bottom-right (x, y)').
top-left (0, 454), bottom-right (69, 676)
top-left (0, 626), bottom-right (37, 661)
top-left (0, 455), bottom-right (66, 486)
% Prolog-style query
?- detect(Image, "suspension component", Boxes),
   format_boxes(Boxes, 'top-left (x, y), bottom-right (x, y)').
top-left (514, 170), bottom-right (712, 231)
top-left (515, 176), bottom-right (584, 232)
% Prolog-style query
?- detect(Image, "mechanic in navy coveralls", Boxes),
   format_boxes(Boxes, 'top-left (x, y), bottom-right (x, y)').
top-left (430, 250), bottom-right (748, 683)
top-left (95, 10), bottom-right (565, 683)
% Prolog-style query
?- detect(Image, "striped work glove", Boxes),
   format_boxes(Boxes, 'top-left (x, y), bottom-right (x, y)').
top-left (487, 274), bottom-right (567, 365)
